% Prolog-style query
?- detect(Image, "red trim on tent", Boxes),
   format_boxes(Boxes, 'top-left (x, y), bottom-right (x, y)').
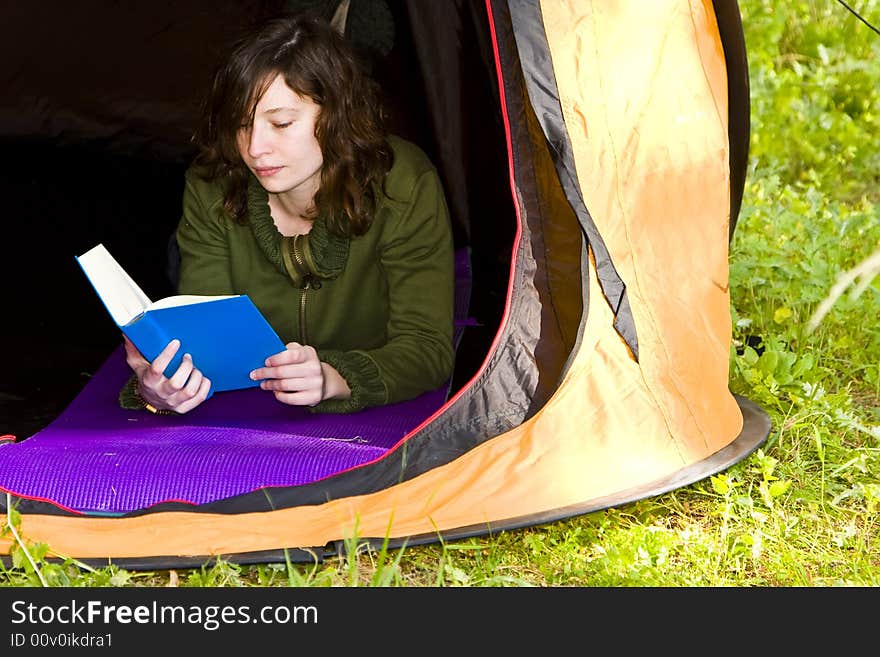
top-left (378, 0), bottom-right (525, 445)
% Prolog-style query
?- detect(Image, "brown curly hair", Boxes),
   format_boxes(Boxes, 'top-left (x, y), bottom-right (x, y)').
top-left (192, 13), bottom-right (393, 237)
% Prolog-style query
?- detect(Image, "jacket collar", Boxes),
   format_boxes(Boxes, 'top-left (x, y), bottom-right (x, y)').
top-left (247, 174), bottom-right (349, 287)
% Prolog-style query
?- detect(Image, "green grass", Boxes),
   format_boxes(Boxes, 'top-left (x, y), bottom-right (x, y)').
top-left (3, 0), bottom-right (879, 587)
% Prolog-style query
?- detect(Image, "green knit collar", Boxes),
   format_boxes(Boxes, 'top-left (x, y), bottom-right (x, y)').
top-left (247, 174), bottom-right (349, 287)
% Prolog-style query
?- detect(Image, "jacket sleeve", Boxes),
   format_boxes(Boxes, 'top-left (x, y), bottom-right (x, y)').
top-left (315, 167), bottom-right (456, 413)
top-left (175, 168), bottom-right (235, 296)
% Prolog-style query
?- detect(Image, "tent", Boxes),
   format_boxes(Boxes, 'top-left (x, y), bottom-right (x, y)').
top-left (0, 0), bottom-right (770, 569)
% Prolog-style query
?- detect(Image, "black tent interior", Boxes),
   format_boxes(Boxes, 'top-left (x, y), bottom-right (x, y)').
top-left (1, 0), bottom-right (518, 438)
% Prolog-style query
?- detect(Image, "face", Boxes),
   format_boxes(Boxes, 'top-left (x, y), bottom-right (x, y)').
top-left (237, 74), bottom-right (324, 200)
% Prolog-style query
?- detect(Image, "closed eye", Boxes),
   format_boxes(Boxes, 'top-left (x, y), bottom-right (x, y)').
top-left (273, 122), bottom-right (292, 129)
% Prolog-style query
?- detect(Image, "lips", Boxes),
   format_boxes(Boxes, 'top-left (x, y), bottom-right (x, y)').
top-left (254, 166), bottom-right (283, 177)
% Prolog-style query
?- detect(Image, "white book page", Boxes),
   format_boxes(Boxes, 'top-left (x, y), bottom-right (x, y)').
top-left (147, 294), bottom-right (238, 311)
top-left (76, 244), bottom-right (152, 326)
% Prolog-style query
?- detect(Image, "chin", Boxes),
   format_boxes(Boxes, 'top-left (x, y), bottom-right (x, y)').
top-left (257, 179), bottom-right (294, 194)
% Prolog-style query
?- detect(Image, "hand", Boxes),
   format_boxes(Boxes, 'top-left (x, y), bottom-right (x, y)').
top-left (123, 336), bottom-right (212, 414)
top-left (250, 342), bottom-right (350, 406)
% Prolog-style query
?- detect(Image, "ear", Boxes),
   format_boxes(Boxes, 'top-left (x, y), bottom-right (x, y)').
top-left (330, 0), bottom-right (351, 35)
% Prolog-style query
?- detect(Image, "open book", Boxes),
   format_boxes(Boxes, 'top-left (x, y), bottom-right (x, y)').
top-left (76, 243), bottom-right (285, 394)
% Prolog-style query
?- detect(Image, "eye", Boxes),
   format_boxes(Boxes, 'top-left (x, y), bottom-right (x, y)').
top-left (272, 122), bottom-right (292, 129)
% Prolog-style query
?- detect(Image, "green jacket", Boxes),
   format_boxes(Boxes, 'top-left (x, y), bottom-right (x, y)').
top-left (172, 135), bottom-right (455, 413)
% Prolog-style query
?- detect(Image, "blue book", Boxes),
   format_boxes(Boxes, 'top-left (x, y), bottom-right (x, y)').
top-left (76, 243), bottom-right (285, 394)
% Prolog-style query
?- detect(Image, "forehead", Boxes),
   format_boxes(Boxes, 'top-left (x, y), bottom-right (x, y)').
top-left (253, 74), bottom-right (316, 113)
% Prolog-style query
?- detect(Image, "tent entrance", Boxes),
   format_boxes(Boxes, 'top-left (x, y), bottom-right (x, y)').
top-left (0, 1), bottom-right (518, 441)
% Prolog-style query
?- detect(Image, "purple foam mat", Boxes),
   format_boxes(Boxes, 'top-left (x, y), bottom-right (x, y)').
top-left (0, 249), bottom-right (472, 515)
top-left (0, 347), bottom-right (448, 514)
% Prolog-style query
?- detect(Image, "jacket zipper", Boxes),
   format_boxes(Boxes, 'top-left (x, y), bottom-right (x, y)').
top-left (291, 234), bottom-right (315, 345)
top-left (298, 281), bottom-right (310, 345)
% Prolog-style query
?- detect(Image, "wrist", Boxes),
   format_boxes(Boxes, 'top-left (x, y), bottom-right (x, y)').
top-left (320, 362), bottom-right (351, 401)
top-left (124, 376), bottom-right (177, 415)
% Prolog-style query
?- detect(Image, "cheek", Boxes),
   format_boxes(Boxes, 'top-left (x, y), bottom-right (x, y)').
top-left (310, 143), bottom-right (324, 167)
top-left (302, 133), bottom-right (323, 165)
top-left (236, 134), bottom-right (249, 159)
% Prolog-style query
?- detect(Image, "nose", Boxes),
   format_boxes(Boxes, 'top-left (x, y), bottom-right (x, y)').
top-left (245, 123), bottom-right (271, 159)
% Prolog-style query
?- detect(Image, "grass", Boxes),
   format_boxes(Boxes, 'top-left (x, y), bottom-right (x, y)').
top-left (2, 0), bottom-right (879, 587)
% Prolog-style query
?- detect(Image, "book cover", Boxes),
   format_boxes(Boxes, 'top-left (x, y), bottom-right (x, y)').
top-left (76, 243), bottom-right (286, 394)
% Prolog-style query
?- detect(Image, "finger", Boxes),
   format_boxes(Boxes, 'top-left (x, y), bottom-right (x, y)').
top-left (253, 344), bottom-right (315, 379)
top-left (264, 344), bottom-right (310, 368)
top-left (166, 353), bottom-right (195, 391)
top-left (174, 376), bottom-right (212, 415)
top-left (259, 365), bottom-right (322, 389)
top-left (251, 358), bottom-right (291, 381)
top-left (272, 388), bottom-right (323, 407)
top-left (162, 366), bottom-right (202, 409)
top-left (181, 367), bottom-right (204, 397)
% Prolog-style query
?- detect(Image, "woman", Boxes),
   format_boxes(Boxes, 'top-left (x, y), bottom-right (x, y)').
top-left (121, 13), bottom-right (455, 415)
